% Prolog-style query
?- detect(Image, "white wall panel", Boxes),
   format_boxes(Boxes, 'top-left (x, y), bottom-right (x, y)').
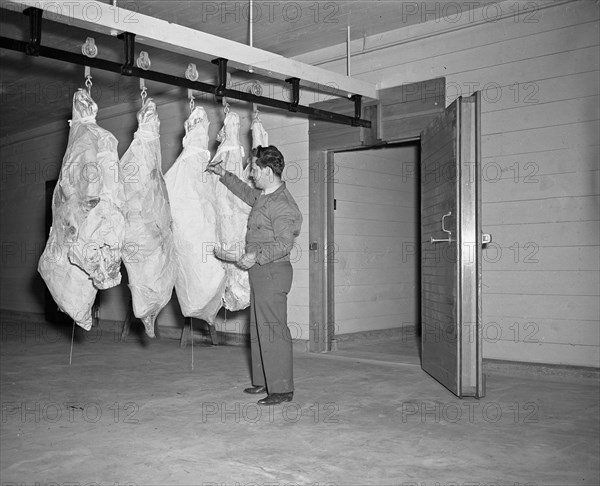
top-left (310, 0), bottom-right (599, 365)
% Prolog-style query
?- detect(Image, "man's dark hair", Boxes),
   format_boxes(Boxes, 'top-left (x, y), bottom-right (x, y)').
top-left (252, 145), bottom-right (285, 177)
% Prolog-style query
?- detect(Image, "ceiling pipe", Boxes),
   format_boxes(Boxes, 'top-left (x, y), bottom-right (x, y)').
top-left (248, 0), bottom-right (254, 74)
top-left (347, 24), bottom-right (351, 77)
top-left (249, 0), bottom-right (253, 48)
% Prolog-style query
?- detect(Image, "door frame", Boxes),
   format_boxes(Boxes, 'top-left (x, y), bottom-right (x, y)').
top-left (325, 141), bottom-right (422, 349)
top-left (308, 78), bottom-right (446, 352)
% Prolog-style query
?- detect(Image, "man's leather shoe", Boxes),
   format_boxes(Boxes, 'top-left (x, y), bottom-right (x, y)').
top-left (243, 385), bottom-right (266, 395)
top-left (257, 392), bottom-right (293, 405)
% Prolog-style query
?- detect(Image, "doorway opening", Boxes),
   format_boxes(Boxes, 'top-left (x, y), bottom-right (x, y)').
top-left (328, 141), bottom-right (422, 364)
top-left (309, 87), bottom-right (484, 397)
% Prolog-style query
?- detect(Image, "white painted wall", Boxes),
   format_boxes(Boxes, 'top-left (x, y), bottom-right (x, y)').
top-left (299, 0), bottom-right (600, 366)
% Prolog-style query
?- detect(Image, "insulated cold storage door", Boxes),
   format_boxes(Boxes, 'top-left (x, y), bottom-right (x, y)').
top-left (420, 93), bottom-right (486, 398)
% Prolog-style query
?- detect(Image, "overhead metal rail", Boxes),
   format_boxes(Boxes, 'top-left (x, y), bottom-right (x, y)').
top-left (0, 6), bottom-right (371, 128)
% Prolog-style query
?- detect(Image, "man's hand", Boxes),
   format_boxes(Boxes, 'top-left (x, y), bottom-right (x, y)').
top-left (213, 247), bottom-right (256, 269)
top-left (214, 245), bottom-right (243, 263)
top-left (205, 160), bottom-right (224, 176)
top-left (237, 252), bottom-right (257, 270)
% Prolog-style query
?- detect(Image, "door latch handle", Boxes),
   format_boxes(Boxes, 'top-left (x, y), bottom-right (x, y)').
top-left (482, 233), bottom-right (492, 245)
top-left (430, 211), bottom-right (453, 244)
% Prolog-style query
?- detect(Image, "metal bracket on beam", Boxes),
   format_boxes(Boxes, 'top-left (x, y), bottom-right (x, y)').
top-left (212, 57), bottom-right (228, 99)
top-left (352, 95), bottom-right (362, 119)
top-left (286, 77), bottom-right (300, 112)
top-left (23, 7), bottom-right (42, 56)
top-left (351, 95), bottom-right (362, 127)
top-left (118, 32), bottom-right (136, 76)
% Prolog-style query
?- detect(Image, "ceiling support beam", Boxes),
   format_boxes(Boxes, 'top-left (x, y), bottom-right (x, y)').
top-left (2, 0), bottom-right (379, 100)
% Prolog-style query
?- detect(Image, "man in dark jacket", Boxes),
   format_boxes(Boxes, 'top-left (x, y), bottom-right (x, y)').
top-left (207, 145), bottom-right (302, 405)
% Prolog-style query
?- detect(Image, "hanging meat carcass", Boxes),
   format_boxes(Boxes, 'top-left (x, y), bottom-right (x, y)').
top-left (38, 198), bottom-right (97, 330)
top-left (119, 98), bottom-right (176, 337)
top-left (164, 107), bottom-right (226, 325)
top-left (251, 114), bottom-right (268, 148)
top-left (211, 111), bottom-right (251, 311)
top-left (242, 113), bottom-right (269, 180)
top-left (39, 88), bottom-right (124, 329)
top-left (61, 90), bottom-right (125, 289)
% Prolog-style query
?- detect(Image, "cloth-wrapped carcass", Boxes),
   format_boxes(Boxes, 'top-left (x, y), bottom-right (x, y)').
top-left (164, 107), bottom-right (226, 324)
top-left (251, 115), bottom-right (268, 148)
top-left (119, 98), bottom-right (176, 337)
top-left (39, 89), bottom-right (124, 329)
top-left (61, 89), bottom-right (125, 288)
top-left (242, 114), bottom-right (269, 181)
top-left (212, 111), bottom-right (251, 311)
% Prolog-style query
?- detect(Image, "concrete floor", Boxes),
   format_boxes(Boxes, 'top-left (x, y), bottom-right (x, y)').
top-left (1, 318), bottom-right (598, 486)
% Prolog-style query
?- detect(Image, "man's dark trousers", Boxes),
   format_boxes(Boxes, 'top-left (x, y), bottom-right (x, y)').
top-left (248, 261), bottom-right (294, 394)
